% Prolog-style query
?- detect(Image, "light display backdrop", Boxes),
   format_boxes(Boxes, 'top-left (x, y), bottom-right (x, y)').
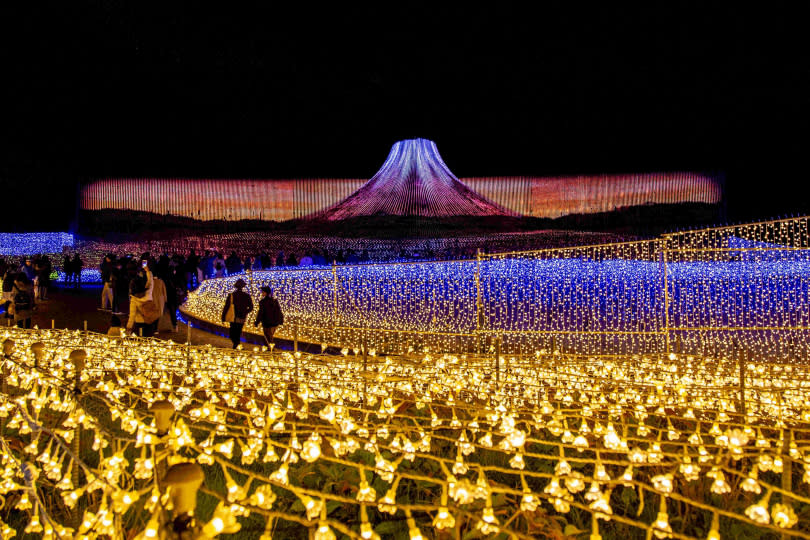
top-left (0, 232), bottom-right (73, 256)
top-left (1, 328), bottom-right (809, 539)
top-left (79, 173), bottom-right (722, 222)
top-left (182, 217), bottom-right (810, 359)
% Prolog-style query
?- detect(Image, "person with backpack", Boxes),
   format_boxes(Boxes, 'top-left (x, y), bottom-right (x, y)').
top-left (11, 273), bottom-right (35, 329)
top-left (221, 278), bottom-right (253, 348)
top-left (254, 286), bottom-right (284, 347)
top-left (126, 275), bottom-right (160, 337)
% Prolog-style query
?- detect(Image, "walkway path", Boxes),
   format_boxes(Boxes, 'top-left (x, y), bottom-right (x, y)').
top-left (6, 284), bottom-right (235, 349)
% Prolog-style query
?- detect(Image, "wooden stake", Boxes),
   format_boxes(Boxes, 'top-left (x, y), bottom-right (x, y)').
top-left (495, 336), bottom-right (501, 383)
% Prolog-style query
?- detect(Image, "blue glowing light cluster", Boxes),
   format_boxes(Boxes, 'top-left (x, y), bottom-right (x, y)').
top-left (183, 245), bottom-right (810, 358)
top-left (0, 232), bottom-right (73, 256)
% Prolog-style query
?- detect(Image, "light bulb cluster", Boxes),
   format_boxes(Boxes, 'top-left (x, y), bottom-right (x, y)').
top-left (12, 228), bottom-right (629, 285)
top-left (0, 232), bottom-right (74, 256)
top-left (182, 217), bottom-right (810, 360)
top-left (1, 321), bottom-right (809, 538)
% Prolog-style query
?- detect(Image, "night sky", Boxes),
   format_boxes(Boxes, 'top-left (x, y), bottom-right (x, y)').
top-left (1, 4), bottom-right (807, 231)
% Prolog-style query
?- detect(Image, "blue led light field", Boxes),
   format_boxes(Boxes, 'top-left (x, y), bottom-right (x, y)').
top-left (184, 246), bottom-right (810, 357)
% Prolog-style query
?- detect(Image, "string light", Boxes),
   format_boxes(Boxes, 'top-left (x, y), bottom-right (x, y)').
top-left (182, 216), bottom-right (810, 360)
top-left (0, 217), bottom-right (809, 539)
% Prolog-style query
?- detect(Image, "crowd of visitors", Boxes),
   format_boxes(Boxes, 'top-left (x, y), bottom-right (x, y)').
top-left (55, 229), bottom-right (631, 280)
top-left (62, 253), bottom-right (84, 287)
top-left (97, 252), bottom-right (187, 336)
top-left (1, 255), bottom-right (54, 328)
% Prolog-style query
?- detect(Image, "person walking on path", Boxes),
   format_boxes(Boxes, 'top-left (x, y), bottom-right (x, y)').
top-left (221, 278), bottom-right (253, 348)
top-left (63, 254), bottom-right (73, 286)
top-left (254, 286), bottom-right (284, 347)
top-left (36, 256), bottom-right (51, 301)
top-left (10, 273), bottom-right (35, 329)
top-left (151, 272), bottom-right (168, 333)
top-left (71, 254), bottom-right (83, 289)
top-left (100, 254), bottom-right (115, 311)
top-left (161, 266), bottom-right (181, 332)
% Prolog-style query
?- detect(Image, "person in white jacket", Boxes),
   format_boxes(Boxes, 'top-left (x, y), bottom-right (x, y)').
top-left (127, 276), bottom-right (155, 337)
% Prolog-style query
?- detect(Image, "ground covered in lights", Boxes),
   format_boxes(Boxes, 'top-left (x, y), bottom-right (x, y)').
top-left (1, 327), bottom-right (810, 539)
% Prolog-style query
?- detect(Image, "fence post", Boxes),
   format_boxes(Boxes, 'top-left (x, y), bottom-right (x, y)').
top-left (362, 337), bottom-right (368, 405)
top-left (164, 463), bottom-right (204, 534)
top-left (660, 248), bottom-right (671, 355)
top-left (475, 249), bottom-right (482, 354)
top-left (69, 349), bottom-right (86, 529)
top-left (1, 341), bottom-right (10, 431)
top-left (332, 261), bottom-right (338, 330)
top-left (495, 336), bottom-right (501, 383)
top-left (781, 427), bottom-right (792, 538)
top-left (738, 347), bottom-right (747, 419)
top-left (150, 400), bottom-right (174, 491)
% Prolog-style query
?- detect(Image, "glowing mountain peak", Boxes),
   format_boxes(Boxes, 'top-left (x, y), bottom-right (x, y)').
top-left (311, 138), bottom-right (518, 220)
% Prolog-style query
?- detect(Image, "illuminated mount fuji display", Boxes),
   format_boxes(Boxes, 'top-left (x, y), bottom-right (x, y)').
top-left (309, 138), bottom-right (518, 220)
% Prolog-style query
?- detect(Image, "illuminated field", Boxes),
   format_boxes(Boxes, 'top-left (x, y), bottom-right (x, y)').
top-left (3, 217), bottom-right (809, 538)
top-left (182, 220), bottom-right (810, 359)
top-left (1, 327), bottom-right (809, 538)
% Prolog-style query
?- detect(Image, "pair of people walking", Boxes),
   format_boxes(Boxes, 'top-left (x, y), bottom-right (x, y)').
top-left (221, 279), bottom-right (283, 349)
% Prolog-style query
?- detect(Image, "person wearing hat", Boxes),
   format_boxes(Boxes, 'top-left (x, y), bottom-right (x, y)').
top-left (254, 286), bottom-right (284, 347)
top-left (221, 278), bottom-right (253, 348)
top-left (20, 257), bottom-right (37, 282)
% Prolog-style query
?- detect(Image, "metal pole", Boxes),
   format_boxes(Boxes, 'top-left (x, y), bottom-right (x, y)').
top-left (362, 337), bottom-right (368, 405)
top-left (186, 323), bottom-right (192, 374)
top-left (71, 352), bottom-right (85, 530)
top-left (661, 248), bottom-right (671, 354)
top-left (294, 323), bottom-right (298, 354)
top-left (475, 249), bottom-right (482, 353)
top-left (781, 430), bottom-right (792, 540)
top-left (332, 262), bottom-right (338, 330)
top-left (738, 348), bottom-right (747, 419)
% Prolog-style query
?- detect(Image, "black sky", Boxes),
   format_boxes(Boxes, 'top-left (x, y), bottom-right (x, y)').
top-left (1, 4), bottom-right (807, 231)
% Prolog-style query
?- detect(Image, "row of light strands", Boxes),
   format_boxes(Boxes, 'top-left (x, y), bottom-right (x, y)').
top-left (0, 327), bottom-right (809, 538)
top-left (9, 228), bottom-right (619, 284)
top-left (184, 217), bottom-right (810, 360)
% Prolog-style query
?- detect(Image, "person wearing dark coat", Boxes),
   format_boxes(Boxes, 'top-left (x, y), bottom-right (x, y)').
top-left (71, 254), bottom-right (83, 289)
top-left (254, 286), bottom-right (284, 347)
top-left (11, 274), bottom-right (35, 329)
top-left (221, 278), bottom-right (253, 348)
top-left (2, 267), bottom-right (16, 316)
